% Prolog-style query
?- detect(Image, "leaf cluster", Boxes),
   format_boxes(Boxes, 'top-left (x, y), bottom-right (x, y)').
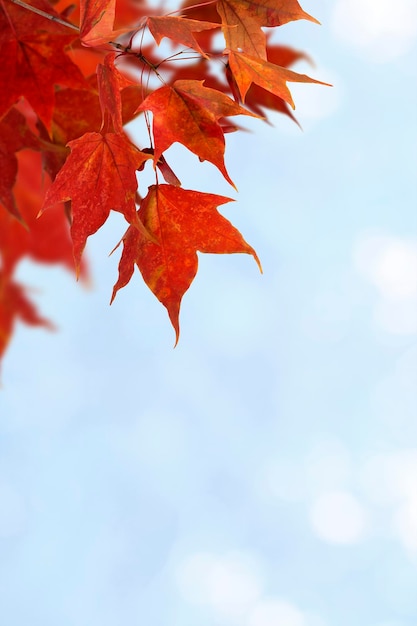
top-left (0, 0), bottom-right (325, 363)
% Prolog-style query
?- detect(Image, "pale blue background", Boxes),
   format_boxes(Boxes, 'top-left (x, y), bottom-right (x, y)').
top-left (1, 1), bottom-right (416, 625)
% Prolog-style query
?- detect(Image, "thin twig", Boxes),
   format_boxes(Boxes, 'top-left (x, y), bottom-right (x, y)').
top-left (8, 0), bottom-right (79, 31)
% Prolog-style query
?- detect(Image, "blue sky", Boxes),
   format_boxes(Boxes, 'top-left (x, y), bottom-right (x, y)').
top-left (1, 1), bottom-right (417, 625)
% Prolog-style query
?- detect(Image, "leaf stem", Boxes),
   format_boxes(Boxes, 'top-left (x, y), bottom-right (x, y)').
top-left (8, 0), bottom-right (79, 31)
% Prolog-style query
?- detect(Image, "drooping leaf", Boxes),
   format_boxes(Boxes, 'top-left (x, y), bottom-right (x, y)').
top-left (79, 0), bottom-right (128, 46)
top-left (147, 15), bottom-right (220, 57)
top-left (112, 184), bottom-right (261, 343)
top-left (137, 79), bottom-right (257, 186)
top-left (228, 50), bottom-right (328, 107)
top-left (97, 53), bottom-right (135, 133)
top-left (42, 132), bottom-right (151, 270)
top-left (0, 0), bottom-right (85, 129)
top-left (234, 45), bottom-right (311, 123)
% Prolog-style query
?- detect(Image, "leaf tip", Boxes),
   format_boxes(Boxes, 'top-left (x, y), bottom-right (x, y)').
top-left (253, 250), bottom-right (263, 274)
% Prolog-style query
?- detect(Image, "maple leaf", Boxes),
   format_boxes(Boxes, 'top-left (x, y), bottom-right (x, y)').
top-left (146, 15), bottom-right (220, 58)
top-left (228, 50), bottom-right (328, 107)
top-left (40, 73), bottom-right (146, 180)
top-left (217, 0), bottom-right (267, 59)
top-left (0, 272), bottom-right (53, 363)
top-left (111, 184), bottom-right (261, 343)
top-left (233, 45), bottom-right (311, 123)
top-left (0, 0), bottom-right (86, 129)
top-left (79, 0), bottom-right (129, 46)
top-left (137, 79), bottom-right (257, 186)
top-left (97, 53), bottom-right (135, 133)
top-left (42, 132), bottom-right (151, 271)
top-left (227, 0), bottom-right (319, 27)
top-left (0, 0), bottom-right (328, 369)
top-left (217, 0), bottom-right (319, 59)
top-left (179, 0), bottom-right (222, 50)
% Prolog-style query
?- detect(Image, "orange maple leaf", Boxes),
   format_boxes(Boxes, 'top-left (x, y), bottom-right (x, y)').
top-left (147, 15), bottom-right (220, 58)
top-left (232, 45), bottom-right (311, 123)
top-left (217, 0), bottom-right (267, 59)
top-left (228, 50), bottom-right (329, 107)
top-left (111, 184), bottom-right (261, 343)
top-left (138, 79), bottom-right (257, 186)
top-left (79, 0), bottom-right (129, 46)
top-left (218, 0), bottom-right (319, 59)
top-left (42, 132), bottom-right (151, 271)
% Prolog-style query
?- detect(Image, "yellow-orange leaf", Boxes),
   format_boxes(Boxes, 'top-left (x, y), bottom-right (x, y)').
top-left (230, 0), bottom-right (319, 27)
top-left (217, 0), bottom-right (266, 59)
top-left (218, 0), bottom-right (319, 58)
top-left (112, 184), bottom-right (261, 343)
top-left (228, 50), bottom-right (328, 107)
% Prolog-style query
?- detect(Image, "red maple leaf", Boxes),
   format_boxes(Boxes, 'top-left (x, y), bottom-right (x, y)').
top-left (0, 0), bottom-right (325, 368)
top-left (112, 184), bottom-right (261, 343)
top-left (43, 131), bottom-right (151, 271)
top-left (138, 79), bottom-right (257, 186)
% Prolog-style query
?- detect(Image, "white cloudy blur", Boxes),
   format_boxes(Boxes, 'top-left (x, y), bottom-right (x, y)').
top-left (331, 0), bottom-right (417, 62)
top-left (1, 1), bottom-right (416, 626)
top-left (354, 234), bottom-right (417, 334)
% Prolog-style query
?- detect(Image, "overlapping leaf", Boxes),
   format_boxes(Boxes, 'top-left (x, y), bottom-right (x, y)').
top-left (0, 0), bottom-right (85, 128)
top-left (42, 75), bottom-right (146, 180)
top-left (42, 132), bottom-right (151, 270)
top-left (97, 53), bottom-right (135, 132)
top-left (112, 184), bottom-right (261, 342)
top-left (217, 0), bottom-right (266, 59)
top-left (0, 0), bottom-right (325, 368)
top-left (234, 45), bottom-right (311, 122)
top-left (138, 80), bottom-right (257, 186)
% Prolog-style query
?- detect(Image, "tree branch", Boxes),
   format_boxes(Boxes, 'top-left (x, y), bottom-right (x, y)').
top-left (8, 0), bottom-right (80, 31)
